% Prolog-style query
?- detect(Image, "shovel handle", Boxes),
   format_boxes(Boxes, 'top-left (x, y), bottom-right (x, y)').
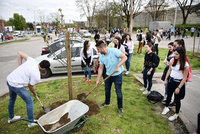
top-left (86, 71), bottom-right (116, 96)
top-left (36, 96), bottom-right (44, 107)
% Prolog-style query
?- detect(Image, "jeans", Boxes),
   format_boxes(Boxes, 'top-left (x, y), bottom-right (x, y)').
top-left (165, 80), bottom-right (168, 96)
top-left (7, 82), bottom-right (34, 121)
top-left (104, 73), bottom-right (123, 109)
top-left (125, 53), bottom-right (133, 71)
top-left (84, 66), bottom-right (91, 80)
top-left (143, 68), bottom-right (155, 91)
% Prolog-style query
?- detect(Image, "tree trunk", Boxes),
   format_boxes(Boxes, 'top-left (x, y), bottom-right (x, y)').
top-left (182, 17), bottom-right (186, 24)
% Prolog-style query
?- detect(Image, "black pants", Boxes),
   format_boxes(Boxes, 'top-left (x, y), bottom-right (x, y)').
top-left (102, 65), bottom-right (106, 79)
top-left (154, 44), bottom-right (158, 55)
top-left (197, 113), bottom-right (200, 134)
top-left (191, 32), bottom-right (194, 37)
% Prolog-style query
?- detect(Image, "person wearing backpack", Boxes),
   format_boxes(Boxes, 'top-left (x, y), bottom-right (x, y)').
top-left (140, 43), bottom-right (157, 95)
top-left (162, 47), bottom-right (189, 121)
top-left (154, 29), bottom-right (161, 55)
top-left (137, 30), bottom-right (145, 55)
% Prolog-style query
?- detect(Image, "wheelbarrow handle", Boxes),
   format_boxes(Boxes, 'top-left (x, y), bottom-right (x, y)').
top-left (86, 71), bottom-right (116, 96)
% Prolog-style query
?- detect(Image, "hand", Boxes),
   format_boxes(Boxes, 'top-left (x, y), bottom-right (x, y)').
top-left (175, 88), bottom-right (180, 94)
top-left (164, 81), bottom-right (167, 87)
top-left (33, 93), bottom-right (38, 98)
top-left (147, 71), bottom-right (151, 75)
top-left (89, 62), bottom-right (92, 66)
top-left (96, 81), bottom-right (100, 87)
top-left (114, 66), bottom-right (119, 72)
top-left (84, 62), bottom-right (86, 65)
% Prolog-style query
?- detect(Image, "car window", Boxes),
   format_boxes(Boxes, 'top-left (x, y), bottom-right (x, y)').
top-left (72, 40), bottom-right (82, 44)
top-left (93, 48), bottom-right (97, 55)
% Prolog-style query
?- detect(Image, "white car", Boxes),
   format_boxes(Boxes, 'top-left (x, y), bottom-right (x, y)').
top-left (35, 42), bottom-right (98, 78)
top-left (79, 30), bottom-right (91, 38)
top-left (13, 31), bottom-right (20, 36)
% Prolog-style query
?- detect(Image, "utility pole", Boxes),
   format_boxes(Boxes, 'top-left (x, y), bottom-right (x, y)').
top-left (106, 0), bottom-right (109, 31)
top-left (173, 3), bottom-right (177, 29)
top-left (129, 0), bottom-right (133, 35)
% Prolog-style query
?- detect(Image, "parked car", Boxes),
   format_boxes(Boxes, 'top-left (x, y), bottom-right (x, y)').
top-left (13, 31), bottom-right (20, 36)
top-left (18, 32), bottom-right (25, 37)
top-left (5, 35), bottom-right (13, 40)
top-left (78, 30), bottom-right (91, 38)
top-left (35, 43), bottom-right (98, 78)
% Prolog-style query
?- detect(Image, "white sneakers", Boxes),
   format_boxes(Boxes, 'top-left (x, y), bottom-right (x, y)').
top-left (125, 71), bottom-right (129, 75)
top-left (8, 116), bottom-right (21, 123)
top-left (162, 107), bottom-right (170, 115)
top-left (140, 87), bottom-right (146, 91)
top-left (142, 90), bottom-right (150, 95)
top-left (168, 114), bottom-right (179, 121)
top-left (28, 120), bottom-right (38, 127)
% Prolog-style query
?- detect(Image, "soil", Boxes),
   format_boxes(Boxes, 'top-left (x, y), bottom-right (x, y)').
top-left (43, 112), bottom-right (71, 131)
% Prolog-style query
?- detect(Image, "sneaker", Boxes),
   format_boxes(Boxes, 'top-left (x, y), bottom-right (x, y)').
top-left (162, 107), bottom-right (170, 115)
top-left (168, 114), bottom-right (178, 121)
top-left (142, 90), bottom-right (150, 95)
top-left (28, 120), bottom-right (37, 127)
top-left (89, 80), bottom-right (91, 85)
top-left (99, 103), bottom-right (110, 108)
top-left (139, 53), bottom-right (143, 55)
top-left (125, 71), bottom-right (129, 75)
top-left (118, 108), bottom-right (123, 117)
top-left (168, 102), bottom-right (176, 108)
top-left (140, 87), bottom-right (146, 91)
top-left (84, 78), bottom-right (88, 82)
top-left (8, 116), bottom-right (21, 123)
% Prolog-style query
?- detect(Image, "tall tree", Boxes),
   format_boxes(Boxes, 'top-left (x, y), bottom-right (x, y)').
top-left (76, 0), bottom-right (97, 29)
top-left (113, 0), bottom-right (143, 30)
top-left (175, 0), bottom-right (200, 24)
top-left (26, 22), bottom-right (34, 30)
top-left (145, 0), bottom-right (169, 21)
top-left (13, 13), bottom-right (27, 30)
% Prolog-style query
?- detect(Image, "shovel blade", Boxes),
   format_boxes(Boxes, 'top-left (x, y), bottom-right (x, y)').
top-left (42, 107), bottom-right (51, 113)
top-left (77, 93), bottom-right (87, 101)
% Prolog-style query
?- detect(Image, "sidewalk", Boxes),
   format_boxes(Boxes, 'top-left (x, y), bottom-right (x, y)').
top-left (133, 70), bottom-right (200, 133)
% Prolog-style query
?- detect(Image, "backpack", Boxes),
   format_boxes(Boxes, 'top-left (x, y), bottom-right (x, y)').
top-left (137, 34), bottom-right (142, 42)
top-left (150, 53), bottom-right (160, 68)
top-left (171, 58), bottom-right (192, 82)
top-left (158, 36), bottom-right (161, 42)
top-left (147, 91), bottom-right (163, 104)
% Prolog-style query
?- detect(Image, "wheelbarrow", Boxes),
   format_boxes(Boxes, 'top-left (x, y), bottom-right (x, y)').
top-left (17, 100), bottom-right (89, 134)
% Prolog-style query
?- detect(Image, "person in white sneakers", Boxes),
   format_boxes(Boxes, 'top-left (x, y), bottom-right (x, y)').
top-left (140, 43), bottom-right (156, 95)
top-left (7, 51), bottom-right (50, 127)
top-left (162, 47), bottom-right (189, 121)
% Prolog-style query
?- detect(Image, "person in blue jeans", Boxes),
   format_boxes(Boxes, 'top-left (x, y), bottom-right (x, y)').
top-left (140, 43), bottom-right (156, 95)
top-left (7, 52), bottom-right (50, 127)
top-left (95, 40), bottom-right (127, 117)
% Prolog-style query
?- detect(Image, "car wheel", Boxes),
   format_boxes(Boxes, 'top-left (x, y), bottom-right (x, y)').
top-left (40, 68), bottom-right (52, 78)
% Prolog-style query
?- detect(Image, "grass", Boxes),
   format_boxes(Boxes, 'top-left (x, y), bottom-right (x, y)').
top-left (0, 76), bottom-right (174, 134)
top-left (0, 39), bottom-right (29, 45)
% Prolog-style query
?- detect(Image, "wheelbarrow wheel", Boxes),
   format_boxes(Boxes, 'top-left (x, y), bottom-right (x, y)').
top-left (71, 122), bottom-right (85, 132)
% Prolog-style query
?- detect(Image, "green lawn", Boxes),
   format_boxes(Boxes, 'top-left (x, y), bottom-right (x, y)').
top-left (0, 39), bottom-right (29, 45)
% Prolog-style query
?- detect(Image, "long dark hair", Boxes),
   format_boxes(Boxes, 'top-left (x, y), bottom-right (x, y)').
top-left (114, 36), bottom-right (121, 49)
top-left (167, 42), bottom-right (174, 57)
top-left (125, 34), bottom-right (132, 43)
top-left (83, 40), bottom-right (89, 58)
top-left (174, 39), bottom-right (186, 53)
top-left (146, 42), bottom-right (154, 51)
top-left (172, 47), bottom-right (186, 70)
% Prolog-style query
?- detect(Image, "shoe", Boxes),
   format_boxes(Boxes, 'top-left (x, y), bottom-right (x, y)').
top-left (139, 53), bottom-right (143, 55)
top-left (125, 71), bottom-right (129, 75)
top-left (162, 107), bottom-right (169, 115)
top-left (99, 103), bottom-right (109, 108)
top-left (168, 114), bottom-right (178, 121)
top-left (168, 102), bottom-right (176, 108)
top-left (118, 108), bottom-right (123, 117)
top-left (84, 78), bottom-right (88, 82)
top-left (89, 80), bottom-right (91, 85)
top-left (8, 116), bottom-right (21, 123)
top-left (140, 87), bottom-right (146, 91)
top-left (142, 90), bottom-right (150, 95)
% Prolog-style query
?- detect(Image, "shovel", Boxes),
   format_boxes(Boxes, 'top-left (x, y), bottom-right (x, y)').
top-left (36, 96), bottom-right (50, 113)
top-left (77, 71), bottom-right (116, 101)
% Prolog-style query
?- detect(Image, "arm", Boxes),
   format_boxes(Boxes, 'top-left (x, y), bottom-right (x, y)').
top-left (115, 53), bottom-right (127, 72)
top-left (80, 48), bottom-right (86, 63)
top-left (90, 47), bottom-right (93, 65)
top-left (175, 66), bottom-right (189, 94)
top-left (96, 64), bottom-right (104, 87)
top-left (164, 56), bottom-right (168, 66)
top-left (164, 62), bottom-right (172, 86)
top-left (17, 51), bottom-right (28, 66)
top-left (28, 84), bottom-right (37, 98)
top-left (147, 53), bottom-right (155, 75)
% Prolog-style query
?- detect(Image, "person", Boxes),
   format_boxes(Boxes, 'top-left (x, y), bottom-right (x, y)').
top-left (114, 36), bottom-right (126, 55)
top-left (170, 24), bottom-right (174, 36)
top-left (197, 26), bottom-right (200, 37)
top-left (191, 26), bottom-right (195, 37)
top-left (1, 33), bottom-right (3, 42)
top-left (105, 31), bottom-right (110, 46)
top-left (162, 42), bottom-right (174, 103)
top-left (182, 28), bottom-right (187, 38)
top-left (108, 33), bottom-right (115, 48)
top-left (7, 52), bottom-right (50, 127)
top-left (193, 113), bottom-right (200, 134)
top-left (162, 47), bottom-right (189, 121)
top-left (154, 29), bottom-right (161, 55)
top-left (80, 41), bottom-right (93, 85)
top-left (146, 32), bottom-right (152, 44)
top-left (124, 34), bottom-right (134, 75)
top-left (140, 43), bottom-right (156, 95)
top-left (50, 32), bottom-right (53, 43)
top-left (95, 40), bottom-right (127, 117)
top-left (137, 30), bottom-right (145, 55)
top-left (94, 31), bottom-right (100, 43)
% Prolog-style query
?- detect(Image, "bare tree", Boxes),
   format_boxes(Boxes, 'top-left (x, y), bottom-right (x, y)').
top-left (175, 0), bottom-right (200, 24)
top-left (47, 12), bottom-right (60, 27)
top-left (145, 0), bottom-right (169, 21)
top-left (113, 0), bottom-right (143, 29)
top-left (76, 0), bottom-right (97, 29)
top-left (37, 10), bottom-right (47, 26)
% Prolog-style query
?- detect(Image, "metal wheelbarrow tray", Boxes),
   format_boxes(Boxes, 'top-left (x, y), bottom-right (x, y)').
top-left (37, 100), bottom-right (89, 134)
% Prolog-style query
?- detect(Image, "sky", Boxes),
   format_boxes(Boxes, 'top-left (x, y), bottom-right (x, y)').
top-left (0, 0), bottom-right (87, 23)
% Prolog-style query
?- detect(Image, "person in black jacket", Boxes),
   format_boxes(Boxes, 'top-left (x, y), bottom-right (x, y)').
top-left (94, 31), bottom-right (100, 43)
top-left (140, 43), bottom-right (156, 95)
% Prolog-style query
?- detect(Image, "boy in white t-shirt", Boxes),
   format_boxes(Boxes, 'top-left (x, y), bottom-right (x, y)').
top-left (7, 52), bottom-right (50, 127)
top-left (154, 29), bottom-right (161, 55)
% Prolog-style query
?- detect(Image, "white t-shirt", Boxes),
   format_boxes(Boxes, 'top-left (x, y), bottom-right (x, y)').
top-left (80, 46), bottom-right (93, 63)
top-left (105, 33), bottom-right (110, 41)
top-left (7, 57), bottom-right (40, 88)
top-left (170, 60), bottom-right (189, 80)
top-left (155, 33), bottom-right (160, 44)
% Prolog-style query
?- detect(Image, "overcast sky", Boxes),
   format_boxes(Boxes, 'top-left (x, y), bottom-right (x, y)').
top-left (0, 0), bottom-right (87, 23)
